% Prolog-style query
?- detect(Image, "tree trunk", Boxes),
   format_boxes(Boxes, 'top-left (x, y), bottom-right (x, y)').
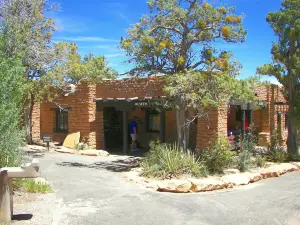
top-left (176, 106), bottom-right (190, 152)
top-left (24, 94), bottom-right (34, 144)
top-left (287, 118), bottom-right (298, 155)
top-left (287, 83), bottom-right (299, 155)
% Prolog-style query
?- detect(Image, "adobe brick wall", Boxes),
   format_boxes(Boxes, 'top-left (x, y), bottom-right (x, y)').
top-left (32, 103), bottom-right (41, 143)
top-left (196, 105), bottom-right (228, 151)
top-left (32, 77), bottom-right (287, 151)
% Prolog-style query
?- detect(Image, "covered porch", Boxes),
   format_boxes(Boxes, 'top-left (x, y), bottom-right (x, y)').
top-left (94, 96), bottom-right (173, 154)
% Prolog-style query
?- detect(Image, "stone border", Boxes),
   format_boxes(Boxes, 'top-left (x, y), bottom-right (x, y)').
top-left (123, 162), bottom-right (300, 193)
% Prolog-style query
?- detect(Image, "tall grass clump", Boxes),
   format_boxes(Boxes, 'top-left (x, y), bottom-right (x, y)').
top-left (141, 141), bottom-right (207, 179)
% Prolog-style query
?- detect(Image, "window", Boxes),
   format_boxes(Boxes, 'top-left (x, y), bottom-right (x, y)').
top-left (56, 110), bottom-right (68, 133)
top-left (146, 110), bottom-right (160, 132)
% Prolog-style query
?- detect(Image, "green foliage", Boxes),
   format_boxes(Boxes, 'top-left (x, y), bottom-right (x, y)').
top-left (50, 44), bottom-right (117, 86)
top-left (13, 178), bottom-right (52, 193)
top-left (257, 0), bottom-right (300, 155)
top-left (141, 141), bottom-right (207, 178)
top-left (268, 146), bottom-right (289, 163)
top-left (1, 0), bottom-right (117, 143)
top-left (0, 57), bottom-right (25, 167)
top-left (234, 132), bottom-right (256, 171)
top-left (268, 131), bottom-right (289, 163)
top-left (255, 155), bottom-right (267, 168)
top-left (199, 136), bottom-right (234, 174)
top-left (75, 142), bottom-right (89, 151)
top-left (121, 0), bottom-right (247, 76)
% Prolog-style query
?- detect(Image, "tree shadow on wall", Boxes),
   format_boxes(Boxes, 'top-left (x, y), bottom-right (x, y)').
top-left (56, 157), bottom-right (141, 172)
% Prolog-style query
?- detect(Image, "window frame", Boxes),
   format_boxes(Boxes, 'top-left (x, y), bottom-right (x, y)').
top-left (55, 110), bottom-right (68, 133)
top-left (146, 109), bottom-right (160, 133)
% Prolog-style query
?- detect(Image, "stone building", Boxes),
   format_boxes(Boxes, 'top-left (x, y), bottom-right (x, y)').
top-left (31, 76), bottom-right (288, 153)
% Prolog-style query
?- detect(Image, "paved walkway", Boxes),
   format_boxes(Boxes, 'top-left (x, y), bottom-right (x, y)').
top-left (33, 152), bottom-right (300, 225)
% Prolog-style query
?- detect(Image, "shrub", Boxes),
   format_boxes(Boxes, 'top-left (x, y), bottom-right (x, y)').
top-left (268, 146), bottom-right (289, 163)
top-left (75, 142), bottom-right (89, 150)
top-left (199, 136), bottom-right (234, 174)
top-left (268, 131), bottom-right (289, 163)
top-left (255, 155), bottom-right (267, 168)
top-left (234, 132), bottom-right (257, 172)
top-left (141, 141), bottom-right (207, 179)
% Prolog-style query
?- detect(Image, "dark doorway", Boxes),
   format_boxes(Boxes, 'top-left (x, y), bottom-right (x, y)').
top-left (104, 107), bottom-right (123, 152)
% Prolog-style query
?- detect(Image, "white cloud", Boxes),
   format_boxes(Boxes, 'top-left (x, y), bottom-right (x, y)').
top-left (54, 36), bottom-right (119, 42)
top-left (105, 53), bottom-right (125, 58)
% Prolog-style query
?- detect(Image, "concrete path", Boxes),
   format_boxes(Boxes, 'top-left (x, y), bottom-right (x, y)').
top-left (37, 152), bottom-right (300, 225)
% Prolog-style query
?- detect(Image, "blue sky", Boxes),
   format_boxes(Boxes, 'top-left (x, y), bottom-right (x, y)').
top-left (51, 0), bottom-right (282, 83)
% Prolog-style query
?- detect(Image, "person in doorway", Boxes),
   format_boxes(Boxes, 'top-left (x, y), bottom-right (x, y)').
top-left (129, 117), bottom-right (139, 152)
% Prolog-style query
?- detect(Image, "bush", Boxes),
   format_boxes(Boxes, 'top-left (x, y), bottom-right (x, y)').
top-left (141, 141), bottom-right (207, 179)
top-left (234, 132), bottom-right (257, 172)
top-left (255, 155), bottom-right (267, 168)
top-left (268, 131), bottom-right (289, 163)
top-left (75, 142), bottom-right (89, 150)
top-left (199, 136), bottom-right (234, 174)
top-left (268, 145), bottom-right (289, 163)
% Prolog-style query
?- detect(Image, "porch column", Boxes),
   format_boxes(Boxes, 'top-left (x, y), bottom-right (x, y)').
top-left (241, 109), bottom-right (246, 138)
top-left (160, 110), bottom-right (166, 143)
top-left (122, 110), bottom-right (128, 155)
top-left (247, 103), bottom-right (253, 128)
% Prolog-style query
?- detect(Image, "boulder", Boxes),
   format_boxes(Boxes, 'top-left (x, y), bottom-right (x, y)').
top-left (254, 146), bottom-right (268, 155)
top-left (291, 162), bottom-right (300, 169)
top-left (79, 150), bottom-right (109, 157)
top-left (243, 172), bottom-right (263, 183)
top-left (261, 163), bottom-right (298, 178)
top-left (277, 163), bottom-right (299, 174)
top-left (189, 178), bottom-right (226, 192)
top-left (224, 169), bottom-right (240, 175)
top-left (261, 166), bottom-right (281, 178)
top-left (63, 132), bottom-right (80, 149)
top-left (55, 147), bottom-right (75, 154)
top-left (221, 174), bottom-right (250, 186)
top-left (157, 180), bottom-right (192, 193)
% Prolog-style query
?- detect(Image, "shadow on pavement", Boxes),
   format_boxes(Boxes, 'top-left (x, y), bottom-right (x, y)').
top-left (57, 157), bottom-right (141, 172)
top-left (13, 214), bottom-right (33, 221)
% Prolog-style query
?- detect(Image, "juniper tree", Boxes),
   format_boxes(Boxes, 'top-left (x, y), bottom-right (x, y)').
top-left (121, 0), bottom-right (255, 149)
top-left (257, 0), bottom-right (300, 155)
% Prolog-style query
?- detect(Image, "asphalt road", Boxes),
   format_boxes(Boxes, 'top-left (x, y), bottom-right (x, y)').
top-left (38, 152), bottom-right (300, 225)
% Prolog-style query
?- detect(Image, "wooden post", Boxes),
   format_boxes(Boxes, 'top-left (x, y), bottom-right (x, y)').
top-left (160, 110), bottom-right (166, 143)
top-left (241, 110), bottom-right (246, 138)
top-left (123, 110), bottom-right (128, 155)
top-left (0, 170), bottom-right (12, 222)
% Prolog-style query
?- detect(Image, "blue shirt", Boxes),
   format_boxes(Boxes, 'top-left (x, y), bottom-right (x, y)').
top-left (129, 121), bottom-right (137, 134)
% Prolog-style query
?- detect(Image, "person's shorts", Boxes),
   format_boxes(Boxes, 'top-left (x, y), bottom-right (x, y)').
top-left (131, 134), bottom-right (137, 141)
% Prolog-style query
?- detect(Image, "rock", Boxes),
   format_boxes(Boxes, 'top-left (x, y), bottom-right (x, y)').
top-left (189, 178), bottom-right (226, 192)
top-left (55, 147), bottom-right (75, 154)
top-left (33, 177), bottom-right (50, 186)
top-left (291, 162), bottom-right (300, 169)
top-left (157, 180), bottom-right (192, 193)
top-left (277, 163), bottom-right (299, 174)
top-left (254, 146), bottom-right (268, 155)
top-left (98, 150), bottom-right (110, 157)
top-left (63, 132), bottom-right (80, 149)
top-left (261, 163), bottom-right (298, 178)
top-left (221, 174), bottom-right (250, 186)
top-left (79, 150), bottom-right (109, 157)
top-left (224, 169), bottom-right (240, 175)
top-left (243, 172), bottom-right (262, 183)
